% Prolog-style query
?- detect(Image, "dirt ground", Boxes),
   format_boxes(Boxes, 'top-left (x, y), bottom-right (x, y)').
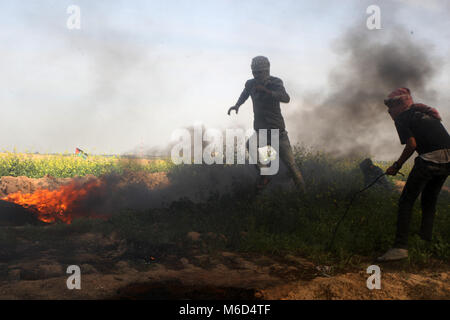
top-left (0, 174), bottom-right (449, 300)
top-left (0, 229), bottom-right (449, 300)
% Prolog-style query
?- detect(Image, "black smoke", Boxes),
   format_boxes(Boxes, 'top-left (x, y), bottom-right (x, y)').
top-left (289, 26), bottom-right (442, 159)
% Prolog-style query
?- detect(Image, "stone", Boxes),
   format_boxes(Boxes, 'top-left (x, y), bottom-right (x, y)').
top-left (187, 231), bottom-right (201, 242)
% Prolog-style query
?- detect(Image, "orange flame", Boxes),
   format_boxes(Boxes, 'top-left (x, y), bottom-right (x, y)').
top-left (1, 179), bottom-right (103, 224)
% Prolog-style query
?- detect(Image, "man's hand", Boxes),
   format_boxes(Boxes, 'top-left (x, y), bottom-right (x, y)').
top-left (254, 84), bottom-right (272, 95)
top-left (227, 106), bottom-right (239, 115)
top-left (386, 137), bottom-right (416, 176)
top-left (386, 161), bottom-right (401, 176)
top-left (386, 165), bottom-right (399, 176)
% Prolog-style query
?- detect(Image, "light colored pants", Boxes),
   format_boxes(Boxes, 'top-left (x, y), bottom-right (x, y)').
top-left (247, 129), bottom-right (305, 188)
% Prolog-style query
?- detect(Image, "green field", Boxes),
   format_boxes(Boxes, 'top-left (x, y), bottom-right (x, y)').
top-left (1, 148), bottom-right (448, 269)
top-left (0, 152), bottom-right (174, 178)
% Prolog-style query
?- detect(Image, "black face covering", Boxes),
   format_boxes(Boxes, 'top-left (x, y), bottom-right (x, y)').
top-left (252, 69), bottom-right (270, 84)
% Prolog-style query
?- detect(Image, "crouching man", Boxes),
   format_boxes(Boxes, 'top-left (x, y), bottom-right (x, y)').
top-left (378, 87), bottom-right (450, 262)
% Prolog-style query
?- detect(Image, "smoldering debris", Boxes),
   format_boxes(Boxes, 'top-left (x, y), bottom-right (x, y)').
top-left (359, 158), bottom-right (393, 190)
top-left (0, 200), bottom-right (45, 226)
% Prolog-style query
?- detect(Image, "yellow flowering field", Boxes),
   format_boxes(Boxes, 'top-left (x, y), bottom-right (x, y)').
top-left (0, 152), bottom-right (175, 178)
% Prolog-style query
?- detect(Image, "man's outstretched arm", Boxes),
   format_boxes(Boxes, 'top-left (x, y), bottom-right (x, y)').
top-left (386, 136), bottom-right (417, 175)
top-left (235, 85), bottom-right (250, 107)
top-left (228, 83), bottom-right (250, 115)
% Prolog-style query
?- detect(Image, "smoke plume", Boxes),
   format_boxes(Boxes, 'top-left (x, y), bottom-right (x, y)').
top-left (289, 26), bottom-right (442, 159)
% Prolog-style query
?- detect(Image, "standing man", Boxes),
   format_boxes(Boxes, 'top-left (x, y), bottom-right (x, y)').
top-left (378, 87), bottom-right (450, 262)
top-left (227, 56), bottom-right (305, 191)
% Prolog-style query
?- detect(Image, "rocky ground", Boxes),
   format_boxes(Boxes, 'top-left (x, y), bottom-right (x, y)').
top-left (0, 229), bottom-right (449, 300)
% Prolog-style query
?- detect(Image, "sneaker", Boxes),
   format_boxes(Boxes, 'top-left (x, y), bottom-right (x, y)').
top-left (377, 248), bottom-right (408, 262)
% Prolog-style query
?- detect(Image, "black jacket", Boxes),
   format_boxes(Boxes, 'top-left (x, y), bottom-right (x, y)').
top-left (235, 76), bottom-right (290, 130)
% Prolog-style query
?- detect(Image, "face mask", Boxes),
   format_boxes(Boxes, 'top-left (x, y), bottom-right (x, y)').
top-left (252, 70), bottom-right (270, 83)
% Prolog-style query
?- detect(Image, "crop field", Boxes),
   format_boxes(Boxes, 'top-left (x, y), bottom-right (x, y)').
top-left (0, 152), bottom-right (174, 178)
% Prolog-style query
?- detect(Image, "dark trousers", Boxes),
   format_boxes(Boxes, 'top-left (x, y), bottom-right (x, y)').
top-left (394, 157), bottom-right (449, 248)
top-left (246, 129), bottom-right (304, 187)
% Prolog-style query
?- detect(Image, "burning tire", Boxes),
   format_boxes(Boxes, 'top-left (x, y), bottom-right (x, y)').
top-left (0, 200), bottom-right (45, 226)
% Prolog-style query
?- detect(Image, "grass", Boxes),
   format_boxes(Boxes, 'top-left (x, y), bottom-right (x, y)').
top-left (1, 147), bottom-right (449, 269)
top-left (0, 152), bottom-right (174, 178)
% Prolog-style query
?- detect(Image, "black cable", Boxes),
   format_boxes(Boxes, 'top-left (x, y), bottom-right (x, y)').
top-left (327, 172), bottom-right (392, 250)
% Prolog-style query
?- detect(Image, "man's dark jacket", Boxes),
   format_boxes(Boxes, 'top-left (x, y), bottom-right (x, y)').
top-left (236, 76), bottom-right (290, 130)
